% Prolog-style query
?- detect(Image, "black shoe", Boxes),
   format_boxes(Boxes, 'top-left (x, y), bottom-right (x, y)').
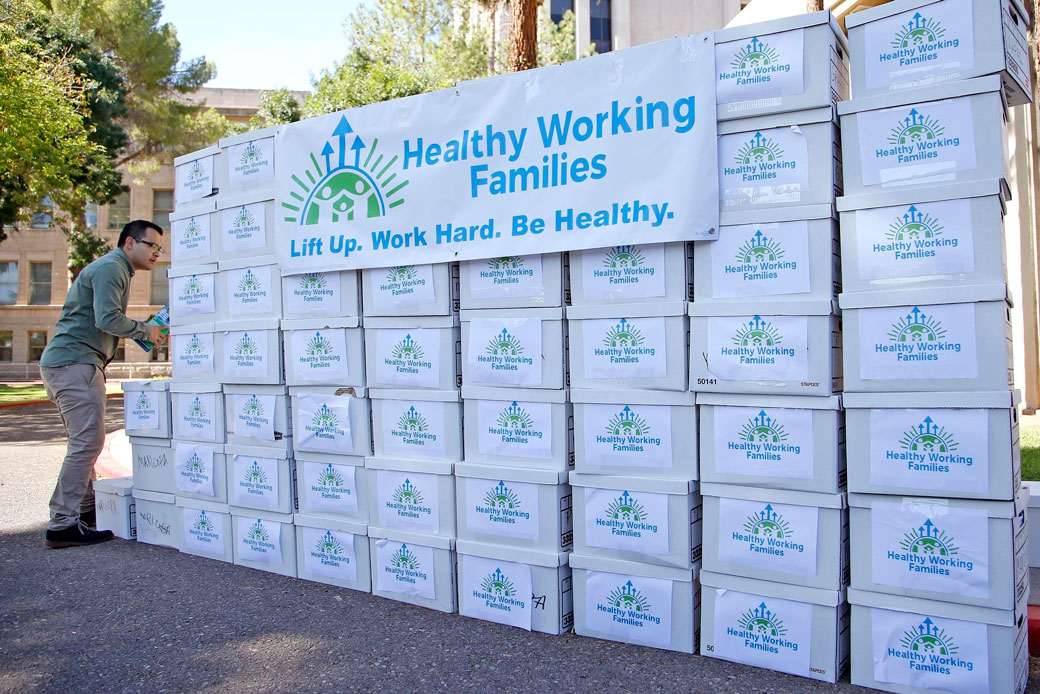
top-left (79, 509), bottom-right (96, 529)
top-left (44, 523), bottom-right (114, 549)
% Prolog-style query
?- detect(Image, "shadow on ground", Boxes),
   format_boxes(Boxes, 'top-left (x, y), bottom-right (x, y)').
top-left (0, 401), bottom-right (125, 444)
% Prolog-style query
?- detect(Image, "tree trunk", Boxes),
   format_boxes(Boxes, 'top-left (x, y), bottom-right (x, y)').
top-left (509, 0), bottom-right (539, 72)
top-left (806, 0), bottom-right (824, 10)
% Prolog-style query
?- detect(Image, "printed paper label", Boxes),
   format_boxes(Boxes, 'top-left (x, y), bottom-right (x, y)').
top-left (176, 391), bottom-right (218, 441)
top-left (869, 408), bottom-right (989, 494)
top-left (870, 499), bottom-right (989, 599)
top-left (584, 487), bottom-right (669, 556)
top-left (719, 126), bottom-right (810, 205)
top-left (712, 405), bottom-right (815, 480)
top-left (173, 332), bottom-right (215, 378)
top-left (171, 273), bottom-right (215, 318)
top-left (125, 390), bottom-right (159, 431)
top-left (222, 330), bottom-right (271, 380)
top-left (236, 516), bottom-right (282, 565)
top-left (857, 303), bottom-right (977, 381)
top-left (712, 589), bottom-right (813, 677)
top-left (375, 539), bottom-right (436, 599)
top-left (284, 271), bottom-right (342, 316)
top-left (295, 393), bottom-right (354, 454)
top-left (467, 317), bottom-right (542, 386)
top-left (225, 265), bottom-right (275, 316)
top-left (582, 403), bottom-right (674, 469)
top-left (376, 469), bottom-right (441, 533)
top-left (290, 328), bottom-right (348, 382)
top-left (707, 315), bottom-right (809, 381)
top-left (227, 137), bottom-right (274, 188)
top-left (175, 155), bottom-right (213, 204)
top-left (712, 221), bottom-right (811, 298)
top-left (585, 570), bottom-right (673, 648)
top-left (477, 399), bottom-right (553, 460)
top-left (232, 454), bottom-right (281, 509)
top-left (581, 243), bottom-right (667, 300)
top-left (174, 443), bottom-right (216, 496)
top-left (716, 29), bottom-right (805, 103)
top-left (582, 316), bottom-right (668, 380)
top-left (857, 97), bottom-right (977, 186)
top-left (172, 214), bottom-right (212, 262)
top-left (717, 497), bottom-right (819, 577)
top-left (231, 393), bottom-right (276, 441)
top-left (183, 507), bottom-right (226, 556)
top-left (370, 264), bottom-right (436, 310)
top-left (854, 198), bottom-right (976, 281)
top-left (374, 328), bottom-right (442, 388)
top-left (870, 607), bottom-right (989, 694)
top-left (863, 0), bottom-right (975, 90)
top-left (301, 460), bottom-right (359, 514)
top-left (379, 399), bottom-right (448, 461)
top-left (461, 555), bottom-right (533, 630)
top-left (464, 477), bottom-right (541, 540)
top-left (302, 526), bottom-right (358, 582)
top-left (222, 203), bottom-right (267, 254)
top-left (466, 254), bottom-right (545, 300)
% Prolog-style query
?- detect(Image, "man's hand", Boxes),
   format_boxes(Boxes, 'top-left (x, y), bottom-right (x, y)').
top-left (149, 325), bottom-right (167, 345)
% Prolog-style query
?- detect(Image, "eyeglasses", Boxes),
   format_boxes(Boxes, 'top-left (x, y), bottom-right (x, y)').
top-left (135, 239), bottom-right (165, 255)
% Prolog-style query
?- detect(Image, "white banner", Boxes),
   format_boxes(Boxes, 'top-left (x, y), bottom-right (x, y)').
top-left (368, 264), bottom-right (436, 310)
top-left (235, 516), bottom-right (283, 565)
top-left (467, 317), bottom-right (543, 386)
top-left (175, 154), bottom-right (213, 204)
top-left (124, 390), bottom-right (159, 431)
top-left (712, 405), bottom-right (815, 480)
top-left (585, 487), bottom-right (669, 556)
top-left (173, 331), bottom-right (215, 378)
top-left (581, 316), bottom-right (668, 379)
top-left (374, 328), bottom-right (442, 388)
top-left (379, 399), bottom-right (448, 461)
top-left (585, 570), bottom-right (673, 648)
top-left (716, 28), bottom-right (806, 104)
top-left (222, 203), bottom-right (268, 254)
top-left (182, 507), bottom-right (226, 556)
top-left (284, 271), bottom-right (342, 316)
top-left (719, 125), bottom-right (810, 206)
top-left (290, 328), bottom-right (348, 382)
top-left (857, 303), bottom-right (977, 381)
top-left (302, 526), bottom-right (359, 582)
top-left (176, 392), bottom-right (217, 441)
top-left (170, 273), bottom-right (215, 319)
top-left (464, 477), bottom-right (542, 541)
top-left (461, 555), bottom-right (533, 630)
top-left (717, 497), bottom-right (819, 577)
top-left (228, 137), bottom-right (275, 189)
top-left (225, 264), bottom-right (275, 316)
top-left (274, 37), bottom-right (718, 273)
top-left (582, 403), bottom-right (674, 469)
top-left (375, 539), bottom-right (437, 599)
top-left (174, 442), bottom-right (216, 496)
top-left (232, 454), bottom-right (280, 509)
top-left (711, 220), bottom-right (811, 298)
top-left (171, 213), bottom-right (212, 263)
top-left (580, 243), bottom-right (668, 300)
top-left (222, 330), bottom-right (272, 381)
top-left (465, 254), bottom-right (545, 301)
top-left (231, 393), bottom-right (276, 441)
top-left (707, 315), bottom-right (809, 381)
top-left (477, 399), bottom-right (553, 460)
top-left (712, 589), bottom-right (813, 677)
top-left (376, 469), bottom-right (440, 533)
top-left (296, 392), bottom-right (354, 454)
top-left (301, 460), bottom-right (359, 514)
top-left (869, 408), bottom-right (989, 494)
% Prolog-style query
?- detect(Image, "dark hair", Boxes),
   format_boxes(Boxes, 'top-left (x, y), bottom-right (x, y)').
top-left (118, 219), bottom-right (164, 248)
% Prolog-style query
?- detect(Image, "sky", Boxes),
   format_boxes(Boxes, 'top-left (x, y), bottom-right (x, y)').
top-left (160, 1), bottom-right (366, 92)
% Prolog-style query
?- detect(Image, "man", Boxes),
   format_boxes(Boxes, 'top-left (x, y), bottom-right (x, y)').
top-left (40, 219), bottom-right (168, 548)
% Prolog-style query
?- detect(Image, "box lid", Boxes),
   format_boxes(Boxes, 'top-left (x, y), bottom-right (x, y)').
top-left (94, 476), bottom-right (134, 496)
top-left (364, 315), bottom-right (459, 329)
top-left (217, 254), bottom-right (278, 271)
top-left (216, 189), bottom-right (274, 210)
top-left (566, 301), bottom-right (686, 320)
top-left (701, 482), bottom-right (846, 510)
top-left (370, 388), bottom-right (461, 403)
top-left (218, 318), bottom-right (282, 332)
top-left (174, 440), bottom-right (225, 454)
top-left (173, 145), bottom-right (220, 166)
top-left (169, 323), bottom-right (214, 336)
top-left (843, 390), bottom-right (1019, 409)
top-left (457, 539), bottom-right (569, 567)
top-left (367, 525), bottom-right (455, 550)
top-left (569, 552), bottom-right (696, 582)
top-left (836, 179), bottom-right (1007, 213)
top-left (696, 392), bottom-right (841, 410)
top-left (846, 0), bottom-right (1031, 30)
top-left (847, 587), bottom-right (1023, 626)
top-left (461, 386), bottom-right (568, 404)
top-left (461, 307), bottom-right (564, 321)
top-left (718, 106), bottom-right (835, 135)
top-left (293, 451), bottom-right (367, 466)
top-left (839, 284), bottom-right (1010, 310)
top-left (129, 435), bottom-right (172, 448)
top-left (168, 207), bottom-right (214, 223)
top-left (720, 203), bottom-right (835, 227)
top-left (837, 75), bottom-right (1004, 116)
top-left (365, 456), bottom-right (453, 476)
top-left (689, 299), bottom-right (836, 317)
top-left (229, 506), bottom-right (295, 524)
top-left (1025, 481), bottom-right (1040, 509)
top-left (223, 384), bottom-right (288, 396)
top-left (568, 472), bottom-right (696, 495)
top-left (849, 486), bottom-right (1028, 519)
top-left (167, 262), bottom-right (217, 279)
top-left (169, 381), bottom-right (222, 394)
top-left (288, 385), bottom-right (368, 399)
top-left (223, 444), bottom-right (292, 461)
top-left (293, 512), bottom-right (367, 536)
top-left (175, 496), bottom-right (230, 513)
top-left (120, 379), bottom-right (170, 393)
top-left (714, 9), bottom-right (848, 49)
top-left (281, 316), bottom-right (361, 330)
top-left (133, 489), bottom-right (175, 503)
top-left (701, 570), bottom-right (845, 607)
top-left (455, 462), bottom-right (568, 485)
top-left (218, 124), bottom-right (280, 149)
top-left (571, 388), bottom-right (696, 406)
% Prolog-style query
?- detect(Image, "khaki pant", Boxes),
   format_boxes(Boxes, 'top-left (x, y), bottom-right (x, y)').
top-left (41, 363), bottom-right (105, 531)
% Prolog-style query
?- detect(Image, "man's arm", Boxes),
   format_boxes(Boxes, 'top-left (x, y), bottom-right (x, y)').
top-left (92, 269), bottom-right (151, 341)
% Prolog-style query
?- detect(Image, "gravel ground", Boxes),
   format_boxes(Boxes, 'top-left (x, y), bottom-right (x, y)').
top-left (1, 402), bottom-right (1036, 694)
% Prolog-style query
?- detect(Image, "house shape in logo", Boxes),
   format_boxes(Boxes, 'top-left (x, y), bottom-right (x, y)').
top-left (900, 618), bottom-right (957, 657)
top-left (900, 416), bottom-right (957, 454)
top-left (299, 273), bottom-right (327, 289)
top-left (900, 519), bottom-right (959, 557)
top-left (602, 245), bottom-right (645, 268)
top-left (488, 256), bottom-right (523, 270)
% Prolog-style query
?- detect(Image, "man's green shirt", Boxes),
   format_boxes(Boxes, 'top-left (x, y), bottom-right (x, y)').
top-left (40, 249), bottom-right (152, 370)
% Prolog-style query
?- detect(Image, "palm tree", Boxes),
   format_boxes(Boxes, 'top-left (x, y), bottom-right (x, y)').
top-left (508, 0), bottom-right (540, 71)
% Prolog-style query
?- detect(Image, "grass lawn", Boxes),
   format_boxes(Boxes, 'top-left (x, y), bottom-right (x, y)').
top-left (1022, 414), bottom-right (1040, 482)
top-left (0, 382), bottom-right (123, 405)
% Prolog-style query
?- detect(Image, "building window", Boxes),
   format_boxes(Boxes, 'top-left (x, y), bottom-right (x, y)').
top-left (149, 341), bottom-right (169, 362)
top-left (150, 263), bottom-right (169, 305)
top-left (30, 197), bottom-right (53, 229)
top-left (0, 261), bottom-right (17, 305)
top-left (29, 262), bottom-right (52, 305)
top-left (551, 0), bottom-right (573, 23)
top-left (0, 331), bottom-right (12, 361)
top-left (84, 202), bottom-right (99, 230)
top-left (113, 339), bottom-right (125, 362)
top-left (152, 190), bottom-right (174, 230)
top-left (107, 191), bottom-right (130, 230)
top-left (28, 331), bottom-right (47, 362)
top-left (590, 0), bottom-right (611, 54)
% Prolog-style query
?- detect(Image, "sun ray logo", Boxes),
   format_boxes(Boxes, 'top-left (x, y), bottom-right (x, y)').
top-left (393, 334), bottom-right (424, 360)
top-left (888, 108), bottom-right (945, 147)
top-left (186, 452), bottom-right (205, 474)
top-left (888, 306), bottom-right (946, 343)
top-left (488, 256), bottom-right (523, 270)
top-left (397, 406), bottom-right (429, 433)
top-left (900, 617), bottom-right (957, 656)
top-left (300, 273), bottom-right (327, 290)
top-left (183, 217), bottom-right (202, 239)
top-left (238, 269), bottom-right (263, 294)
top-left (487, 328), bottom-right (524, 357)
top-left (317, 463), bottom-right (344, 487)
top-left (233, 206), bottom-right (256, 230)
top-left (738, 602), bottom-right (787, 638)
top-left (387, 265), bottom-right (417, 282)
top-left (603, 245), bottom-right (645, 268)
top-left (737, 131), bottom-right (785, 166)
top-left (192, 511), bottom-right (213, 532)
top-left (187, 396), bottom-right (207, 419)
top-left (731, 36), bottom-right (781, 70)
top-left (184, 335), bottom-right (205, 355)
top-left (182, 275), bottom-right (204, 296)
top-left (901, 416), bottom-right (958, 454)
top-left (305, 403), bottom-right (346, 442)
top-left (314, 530), bottom-right (344, 556)
top-left (242, 395), bottom-right (265, 418)
top-left (603, 318), bottom-right (644, 348)
top-left (733, 316), bottom-right (783, 347)
top-left (740, 410), bottom-right (788, 444)
top-left (134, 393), bottom-right (151, 411)
top-left (497, 402), bottom-right (534, 430)
top-left (606, 491), bottom-right (646, 521)
top-left (607, 406), bottom-right (649, 436)
top-left (244, 460), bottom-right (268, 485)
top-left (187, 160), bottom-right (205, 182)
top-left (888, 205), bottom-right (943, 242)
top-left (484, 481), bottom-right (521, 509)
top-left (305, 331), bottom-right (335, 356)
top-left (737, 229), bottom-right (785, 263)
top-left (311, 403), bottom-right (339, 429)
top-left (609, 581), bottom-right (652, 612)
top-left (392, 479), bottom-right (425, 506)
top-left (240, 141), bottom-right (263, 165)
top-left (390, 544), bottom-right (420, 570)
top-left (892, 12), bottom-right (946, 50)
top-left (234, 333), bottom-right (259, 356)
top-left (246, 519), bottom-right (270, 542)
top-left (282, 115), bottom-right (407, 226)
top-left (900, 518), bottom-right (960, 558)
top-left (743, 504), bottom-right (793, 540)
top-left (480, 568), bottom-right (517, 596)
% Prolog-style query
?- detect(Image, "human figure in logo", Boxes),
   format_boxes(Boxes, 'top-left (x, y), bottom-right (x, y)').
top-left (39, 220), bottom-right (168, 548)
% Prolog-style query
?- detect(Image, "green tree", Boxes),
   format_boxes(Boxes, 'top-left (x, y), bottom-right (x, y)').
top-left (229, 88), bottom-right (304, 135)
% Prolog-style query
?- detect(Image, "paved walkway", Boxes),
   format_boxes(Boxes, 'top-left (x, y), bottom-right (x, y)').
top-left (1, 402), bottom-right (1036, 693)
